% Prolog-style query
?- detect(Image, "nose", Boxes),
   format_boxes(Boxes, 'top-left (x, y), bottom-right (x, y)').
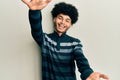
top-left (61, 19), bottom-right (65, 24)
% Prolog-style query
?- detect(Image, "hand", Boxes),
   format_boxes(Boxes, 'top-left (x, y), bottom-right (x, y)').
top-left (22, 0), bottom-right (51, 10)
top-left (86, 72), bottom-right (109, 80)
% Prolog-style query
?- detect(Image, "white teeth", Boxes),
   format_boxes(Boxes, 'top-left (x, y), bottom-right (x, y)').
top-left (59, 24), bottom-right (64, 28)
top-left (57, 23), bottom-right (66, 30)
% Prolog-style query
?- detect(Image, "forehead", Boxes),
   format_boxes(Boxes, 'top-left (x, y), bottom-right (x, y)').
top-left (57, 14), bottom-right (71, 20)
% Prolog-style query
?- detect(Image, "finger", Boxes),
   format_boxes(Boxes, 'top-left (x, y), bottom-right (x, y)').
top-left (45, 0), bottom-right (51, 3)
top-left (21, 0), bottom-right (30, 5)
top-left (100, 74), bottom-right (109, 79)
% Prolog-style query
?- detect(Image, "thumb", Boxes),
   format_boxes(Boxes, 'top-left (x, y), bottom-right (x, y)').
top-left (45, 0), bottom-right (51, 4)
top-left (100, 73), bottom-right (109, 80)
top-left (21, 0), bottom-right (30, 5)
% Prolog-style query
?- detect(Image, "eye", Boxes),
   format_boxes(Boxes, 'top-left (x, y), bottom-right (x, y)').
top-left (58, 16), bottom-right (62, 20)
top-left (66, 19), bottom-right (71, 23)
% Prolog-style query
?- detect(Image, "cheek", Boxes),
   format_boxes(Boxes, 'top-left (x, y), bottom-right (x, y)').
top-left (53, 19), bottom-right (57, 26)
top-left (67, 24), bottom-right (72, 28)
top-left (54, 17), bottom-right (60, 22)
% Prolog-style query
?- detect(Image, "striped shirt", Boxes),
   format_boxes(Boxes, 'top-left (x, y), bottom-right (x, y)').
top-left (29, 10), bottom-right (93, 80)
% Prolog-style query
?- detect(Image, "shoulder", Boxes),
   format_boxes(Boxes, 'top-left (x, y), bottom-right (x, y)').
top-left (65, 35), bottom-right (83, 47)
top-left (66, 34), bottom-right (81, 43)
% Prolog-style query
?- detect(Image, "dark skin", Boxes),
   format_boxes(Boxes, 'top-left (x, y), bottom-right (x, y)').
top-left (22, 0), bottom-right (110, 80)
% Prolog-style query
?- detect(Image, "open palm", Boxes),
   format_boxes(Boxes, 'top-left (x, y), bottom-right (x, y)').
top-left (22, 0), bottom-right (51, 10)
top-left (86, 72), bottom-right (109, 80)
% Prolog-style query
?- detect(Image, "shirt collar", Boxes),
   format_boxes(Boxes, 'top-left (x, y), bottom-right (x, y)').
top-left (53, 31), bottom-right (66, 38)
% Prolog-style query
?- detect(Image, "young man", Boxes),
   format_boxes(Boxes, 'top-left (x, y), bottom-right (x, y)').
top-left (22, 0), bottom-right (109, 80)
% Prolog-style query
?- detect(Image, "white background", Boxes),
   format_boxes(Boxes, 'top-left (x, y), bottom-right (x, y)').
top-left (0, 0), bottom-right (120, 80)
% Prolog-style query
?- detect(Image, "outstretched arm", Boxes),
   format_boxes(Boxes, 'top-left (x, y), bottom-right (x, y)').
top-left (22, 0), bottom-right (51, 46)
top-left (22, 0), bottom-right (51, 10)
top-left (73, 40), bottom-right (109, 80)
top-left (73, 41), bottom-right (94, 80)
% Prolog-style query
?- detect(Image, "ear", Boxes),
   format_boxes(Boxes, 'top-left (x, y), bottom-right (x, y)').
top-left (53, 17), bottom-right (56, 23)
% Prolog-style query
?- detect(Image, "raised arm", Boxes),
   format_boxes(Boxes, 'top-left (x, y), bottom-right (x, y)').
top-left (22, 0), bottom-right (51, 46)
top-left (29, 10), bottom-right (43, 46)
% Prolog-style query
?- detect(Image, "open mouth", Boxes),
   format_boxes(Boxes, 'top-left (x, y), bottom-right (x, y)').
top-left (58, 23), bottom-right (65, 30)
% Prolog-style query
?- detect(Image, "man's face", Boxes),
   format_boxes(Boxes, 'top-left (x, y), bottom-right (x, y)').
top-left (53, 14), bottom-right (72, 35)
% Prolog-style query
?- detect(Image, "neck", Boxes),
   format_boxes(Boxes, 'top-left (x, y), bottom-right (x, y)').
top-left (58, 32), bottom-right (63, 36)
top-left (54, 31), bottom-right (66, 37)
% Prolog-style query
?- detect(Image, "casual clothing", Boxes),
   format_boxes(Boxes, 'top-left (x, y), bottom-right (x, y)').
top-left (29, 10), bottom-right (93, 80)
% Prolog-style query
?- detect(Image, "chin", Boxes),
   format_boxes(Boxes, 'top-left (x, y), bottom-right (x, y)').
top-left (56, 30), bottom-right (65, 33)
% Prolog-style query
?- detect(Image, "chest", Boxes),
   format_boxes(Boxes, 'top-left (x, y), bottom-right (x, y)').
top-left (42, 35), bottom-right (75, 62)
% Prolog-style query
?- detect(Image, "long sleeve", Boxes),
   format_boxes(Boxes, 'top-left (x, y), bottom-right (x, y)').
top-left (29, 10), bottom-right (43, 46)
top-left (73, 40), bottom-right (94, 80)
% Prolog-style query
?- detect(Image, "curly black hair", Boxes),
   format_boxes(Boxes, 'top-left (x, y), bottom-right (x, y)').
top-left (51, 2), bottom-right (79, 24)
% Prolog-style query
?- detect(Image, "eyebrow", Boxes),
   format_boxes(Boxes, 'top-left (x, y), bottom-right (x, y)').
top-left (59, 15), bottom-right (71, 21)
top-left (66, 18), bottom-right (71, 21)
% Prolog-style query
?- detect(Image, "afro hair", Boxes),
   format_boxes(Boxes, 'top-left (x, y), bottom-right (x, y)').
top-left (51, 2), bottom-right (79, 24)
